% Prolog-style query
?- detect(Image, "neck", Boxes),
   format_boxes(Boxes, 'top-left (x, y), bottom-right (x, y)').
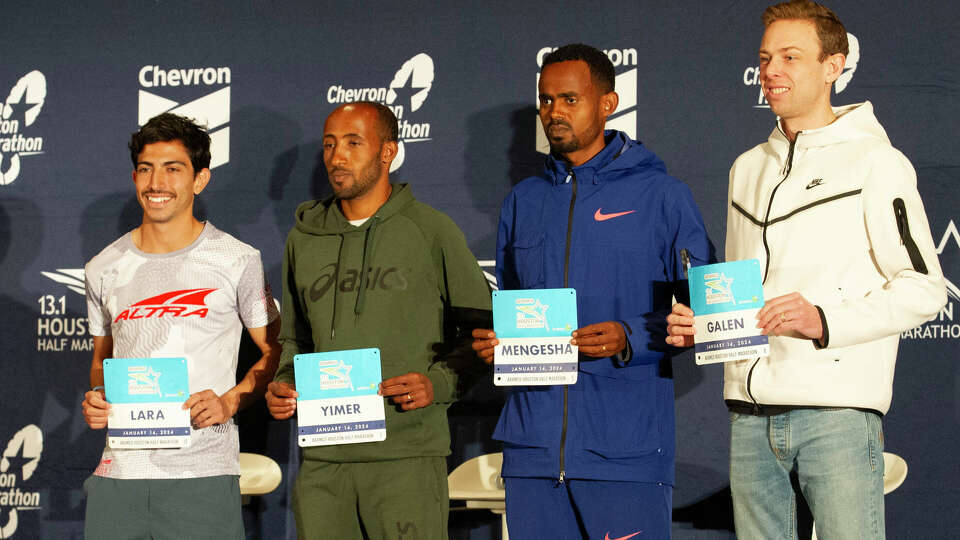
top-left (562, 134), bottom-right (607, 167)
top-left (133, 218), bottom-right (205, 254)
top-left (781, 103), bottom-right (837, 142)
top-left (340, 179), bottom-right (392, 221)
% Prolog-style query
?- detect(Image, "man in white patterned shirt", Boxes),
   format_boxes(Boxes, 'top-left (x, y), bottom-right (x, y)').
top-left (80, 113), bottom-right (281, 540)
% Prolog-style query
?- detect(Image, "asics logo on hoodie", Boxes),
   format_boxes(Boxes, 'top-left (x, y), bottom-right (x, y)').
top-left (309, 263), bottom-right (408, 301)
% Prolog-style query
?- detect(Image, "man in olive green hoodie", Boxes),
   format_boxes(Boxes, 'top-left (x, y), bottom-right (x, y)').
top-left (266, 101), bottom-right (491, 539)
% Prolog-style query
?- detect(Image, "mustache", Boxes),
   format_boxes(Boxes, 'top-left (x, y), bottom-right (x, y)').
top-left (328, 167), bottom-right (353, 176)
top-left (547, 120), bottom-right (571, 129)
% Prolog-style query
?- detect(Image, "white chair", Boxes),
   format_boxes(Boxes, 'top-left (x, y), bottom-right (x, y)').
top-left (239, 452), bottom-right (283, 505)
top-left (448, 452), bottom-right (508, 540)
top-left (811, 451), bottom-right (907, 540)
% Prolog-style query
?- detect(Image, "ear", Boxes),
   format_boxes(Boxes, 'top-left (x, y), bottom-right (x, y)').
top-left (193, 168), bottom-right (211, 195)
top-left (380, 140), bottom-right (399, 165)
top-left (600, 91), bottom-right (619, 119)
top-left (824, 52), bottom-right (846, 84)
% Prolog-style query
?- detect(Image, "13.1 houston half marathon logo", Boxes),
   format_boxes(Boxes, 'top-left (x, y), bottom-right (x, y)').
top-left (535, 46), bottom-right (639, 154)
top-left (326, 53), bottom-right (434, 172)
top-left (0, 71), bottom-right (46, 186)
top-left (138, 64), bottom-right (231, 169)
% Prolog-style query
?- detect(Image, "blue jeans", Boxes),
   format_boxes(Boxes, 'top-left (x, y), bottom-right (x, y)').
top-left (729, 408), bottom-right (885, 540)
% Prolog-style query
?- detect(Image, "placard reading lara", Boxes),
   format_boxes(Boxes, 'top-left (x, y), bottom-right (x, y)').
top-left (103, 357), bottom-right (191, 449)
top-left (492, 288), bottom-right (578, 385)
top-left (294, 348), bottom-right (386, 447)
top-left (689, 259), bottom-right (770, 365)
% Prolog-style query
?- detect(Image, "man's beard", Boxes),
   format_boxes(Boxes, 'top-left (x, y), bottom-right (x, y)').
top-left (545, 120), bottom-right (581, 154)
top-left (329, 156), bottom-right (382, 200)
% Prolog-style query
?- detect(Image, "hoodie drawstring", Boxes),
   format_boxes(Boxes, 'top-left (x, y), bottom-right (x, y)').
top-left (354, 216), bottom-right (379, 318)
top-left (330, 235), bottom-right (345, 340)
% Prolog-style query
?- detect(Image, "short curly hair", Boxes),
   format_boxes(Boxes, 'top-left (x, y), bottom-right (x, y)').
top-left (542, 43), bottom-right (615, 94)
top-left (129, 113), bottom-right (211, 172)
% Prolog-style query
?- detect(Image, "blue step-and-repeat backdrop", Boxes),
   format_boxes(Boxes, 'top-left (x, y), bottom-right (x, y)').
top-left (1, 1), bottom-right (958, 538)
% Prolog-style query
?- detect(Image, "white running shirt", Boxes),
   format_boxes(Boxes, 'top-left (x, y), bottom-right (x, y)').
top-left (85, 223), bottom-right (278, 479)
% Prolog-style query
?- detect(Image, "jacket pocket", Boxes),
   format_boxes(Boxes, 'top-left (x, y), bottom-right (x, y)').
top-left (579, 369), bottom-right (663, 457)
top-left (509, 238), bottom-right (545, 289)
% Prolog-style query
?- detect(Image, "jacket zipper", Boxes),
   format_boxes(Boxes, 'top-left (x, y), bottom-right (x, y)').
top-left (747, 131), bottom-right (800, 413)
top-left (558, 170), bottom-right (577, 483)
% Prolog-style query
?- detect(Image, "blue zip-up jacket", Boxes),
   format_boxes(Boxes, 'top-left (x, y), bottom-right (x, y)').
top-left (493, 131), bottom-right (712, 483)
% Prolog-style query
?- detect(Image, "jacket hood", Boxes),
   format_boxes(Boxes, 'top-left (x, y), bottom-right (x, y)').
top-left (769, 101), bottom-right (890, 153)
top-left (293, 182), bottom-right (415, 235)
top-left (543, 130), bottom-right (667, 185)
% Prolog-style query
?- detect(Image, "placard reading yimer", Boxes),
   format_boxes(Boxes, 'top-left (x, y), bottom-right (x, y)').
top-left (689, 259), bottom-right (770, 365)
top-left (492, 288), bottom-right (578, 385)
top-left (294, 349), bottom-right (386, 447)
top-left (103, 357), bottom-right (191, 449)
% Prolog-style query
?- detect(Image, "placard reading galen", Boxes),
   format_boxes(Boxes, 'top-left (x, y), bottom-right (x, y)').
top-left (492, 288), bottom-right (578, 385)
top-left (294, 348), bottom-right (386, 447)
top-left (103, 357), bottom-right (191, 449)
top-left (689, 259), bottom-right (770, 365)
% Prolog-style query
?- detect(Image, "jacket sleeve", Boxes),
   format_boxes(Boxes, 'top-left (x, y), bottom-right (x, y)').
top-left (620, 180), bottom-right (715, 364)
top-left (819, 147), bottom-right (946, 348)
top-left (429, 218), bottom-right (493, 404)
top-left (274, 233), bottom-right (314, 385)
top-left (495, 191), bottom-right (520, 290)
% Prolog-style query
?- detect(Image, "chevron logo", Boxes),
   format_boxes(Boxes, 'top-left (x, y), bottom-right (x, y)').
top-left (137, 64), bottom-right (231, 169)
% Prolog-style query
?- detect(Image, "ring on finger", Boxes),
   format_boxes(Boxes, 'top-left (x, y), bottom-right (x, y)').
top-left (780, 312), bottom-right (787, 323)
top-left (601, 344), bottom-right (607, 352)
top-left (407, 393), bottom-right (413, 403)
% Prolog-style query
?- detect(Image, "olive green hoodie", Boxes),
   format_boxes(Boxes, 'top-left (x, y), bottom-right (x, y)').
top-left (276, 183), bottom-right (491, 462)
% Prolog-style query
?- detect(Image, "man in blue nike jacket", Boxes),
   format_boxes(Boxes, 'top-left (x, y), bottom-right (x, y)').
top-left (472, 43), bottom-right (713, 539)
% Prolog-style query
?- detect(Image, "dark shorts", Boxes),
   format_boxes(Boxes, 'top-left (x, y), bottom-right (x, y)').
top-left (83, 474), bottom-right (244, 540)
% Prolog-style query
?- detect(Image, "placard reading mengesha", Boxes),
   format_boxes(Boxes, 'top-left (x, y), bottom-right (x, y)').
top-left (492, 288), bottom-right (578, 385)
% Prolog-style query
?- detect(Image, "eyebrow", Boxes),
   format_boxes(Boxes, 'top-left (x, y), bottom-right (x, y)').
top-left (136, 160), bottom-right (188, 167)
top-left (759, 46), bottom-right (805, 55)
top-left (539, 91), bottom-right (580, 98)
top-left (323, 133), bottom-right (364, 139)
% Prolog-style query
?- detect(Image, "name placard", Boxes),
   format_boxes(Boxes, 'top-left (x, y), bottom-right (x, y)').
top-left (492, 288), bottom-right (578, 385)
top-left (294, 348), bottom-right (386, 447)
top-left (103, 357), bottom-right (191, 449)
top-left (689, 259), bottom-right (770, 365)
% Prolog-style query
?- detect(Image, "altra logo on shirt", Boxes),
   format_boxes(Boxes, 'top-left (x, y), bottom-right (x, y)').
top-left (113, 288), bottom-right (218, 323)
top-left (594, 208), bottom-right (636, 222)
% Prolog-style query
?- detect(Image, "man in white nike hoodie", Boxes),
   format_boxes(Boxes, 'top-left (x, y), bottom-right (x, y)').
top-left (666, 1), bottom-right (946, 538)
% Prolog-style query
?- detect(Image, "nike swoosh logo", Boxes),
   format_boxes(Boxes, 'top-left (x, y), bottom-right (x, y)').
top-left (805, 179), bottom-right (824, 189)
top-left (605, 532), bottom-right (642, 540)
top-left (594, 208), bottom-right (637, 221)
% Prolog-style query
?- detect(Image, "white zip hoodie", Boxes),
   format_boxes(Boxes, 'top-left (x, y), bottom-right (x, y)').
top-left (723, 101), bottom-right (946, 414)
